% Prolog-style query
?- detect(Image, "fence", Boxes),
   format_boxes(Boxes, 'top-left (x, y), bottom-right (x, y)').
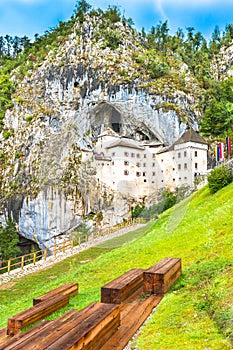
top-left (0, 217), bottom-right (148, 275)
top-left (0, 240), bottom-right (73, 275)
top-left (74, 217), bottom-right (149, 245)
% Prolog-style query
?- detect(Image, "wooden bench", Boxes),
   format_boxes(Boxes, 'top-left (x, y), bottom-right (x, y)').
top-left (6, 303), bottom-right (120, 350)
top-left (143, 257), bottom-right (182, 295)
top-left (7, 294), bottom-right (70, 336)
top-left (101, 268), bottom-right (145, 304)
top-left (33, 282), bottom-right (78, 305)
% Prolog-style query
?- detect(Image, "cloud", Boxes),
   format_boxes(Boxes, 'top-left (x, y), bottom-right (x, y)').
top-left (155, 0), bottom-right (168, 21)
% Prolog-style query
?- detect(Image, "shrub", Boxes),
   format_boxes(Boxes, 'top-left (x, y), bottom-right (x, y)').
top-left (0, 219), bottom-right (20, 261)
top-left (131, 204), bottom-right (145, 219)
top-left (208, 165), bottom-right (233, 194)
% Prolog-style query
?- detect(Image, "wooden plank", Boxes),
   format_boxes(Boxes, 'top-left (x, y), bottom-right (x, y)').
top-left (0, 321), bottom-right (51, 350)
top-left (5, 309), bottom-right (79, 350)
top-left (33, 283), bottom-right (78, 305)
top-left (7, 294), bottom-right (70, 336)
top-left (45, 303), bottom-right (120, 350)
top-left (101, 295), bottom-right (163, 350)
top-left (143, 258), bottom-right (181, 294)
top-left (0, 327), bottom-right (8, 347)
top-left (101, 269), bottom-right (144, 304)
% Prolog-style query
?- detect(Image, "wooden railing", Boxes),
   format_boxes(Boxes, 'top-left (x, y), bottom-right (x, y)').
top-left (0, 240), bottom-right (73, 275)
top-left (74, 217), bottom-right (149, 245)
top-left (0, 217), bottom-right (148, 276)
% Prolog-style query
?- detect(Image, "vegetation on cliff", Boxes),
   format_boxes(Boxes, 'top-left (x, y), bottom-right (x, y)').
top-left (0, 0), bottom-right (233, 138)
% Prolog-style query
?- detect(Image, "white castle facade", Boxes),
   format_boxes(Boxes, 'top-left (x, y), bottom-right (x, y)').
top-left (84, 127), bottom-right (208, 200)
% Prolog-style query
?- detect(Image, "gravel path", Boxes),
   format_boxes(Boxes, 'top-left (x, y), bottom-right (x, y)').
top-left (0, 224), bottom-right (145, 286)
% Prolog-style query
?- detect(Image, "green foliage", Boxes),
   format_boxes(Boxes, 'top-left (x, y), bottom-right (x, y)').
top-left (73, 0), bottom-right (92, 23)
top-left (0, 219), bottom-right (19, 261)
top-left (131, 204), bottom-right (145, 219)
top-left (200, 78), bottom-right (233, 136)
top-left (138, 189), bottom-right (177, 219)
top-left (208, 165), bottom-right (233, 193)
top-left (101, 29), bottom-right (122, 50)
top-left (3, 128), bottom-right (14, 139)
top-left (25, 114), bottom-right (34, 123)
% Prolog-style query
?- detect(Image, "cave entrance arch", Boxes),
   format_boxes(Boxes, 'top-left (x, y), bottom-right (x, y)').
top-left (91, 102), bottom-right (122, 135)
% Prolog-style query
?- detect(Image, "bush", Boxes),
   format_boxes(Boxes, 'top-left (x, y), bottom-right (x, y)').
top-left (131, 204), bottom-right (145, 219)
top-left (208, 165), bottom-right (233, 194)
top-left (0, 219), bottom-right (19, 261)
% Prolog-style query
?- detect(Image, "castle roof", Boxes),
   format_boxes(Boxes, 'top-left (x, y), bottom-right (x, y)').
top-left (157, 128), bottom-right (207, 154)
top-left (106, 137), bottom-right (145, 150)
top-left (173, 128), bottom-right (208, 146)
top-left (97, 128), bottom-right (119, 138)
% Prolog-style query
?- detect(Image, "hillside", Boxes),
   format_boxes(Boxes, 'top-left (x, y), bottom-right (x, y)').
top-left (0, 182), bottom-right (232, 349)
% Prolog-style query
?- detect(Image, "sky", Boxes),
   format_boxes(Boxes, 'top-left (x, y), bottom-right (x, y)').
top-left (0, 0), bottom-right (233, 40)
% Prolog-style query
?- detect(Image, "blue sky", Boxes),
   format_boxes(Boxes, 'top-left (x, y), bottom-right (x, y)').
top-left (0, 0), bottom-right (233, 40)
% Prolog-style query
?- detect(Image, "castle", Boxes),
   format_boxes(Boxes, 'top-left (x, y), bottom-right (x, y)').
top-left (90, 127), bottom-right (208, 200)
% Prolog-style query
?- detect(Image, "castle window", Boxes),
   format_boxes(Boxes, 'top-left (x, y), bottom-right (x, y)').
top-left (152, 172), bottom-right (156, 176)
top-left (195, 151), bottom-right (198, 157)
top-left (112, 161), bottom-right (114, 165)
top-left (124, 161), bottom-right (129, 166)
top-left (131, 153), bottom-right (135, 158)
top-left (136, 154), bottom-right (140, 158)
top-left (143, 172), bottom-right (146, 177)
top-left (112, 152), bottom-right (115, 156)
top-left (124, 152), bottom-right (129, 157)
top-left (195, 162), bottom-right (198, 169)
top-left (143, 163), bottom-right (146, 167)
top-left (184, 151), bottom-right (187, 157)
top-left (178, 152), bottom-right (181, 158)
top-left (152, 162), bottom-right (155, 167)
top-left (152, 153), bottom-right (156, 158)
top-left (136, 162), bottom-right (141, 167)
top-left (173, 178), bottom-right (175, 181)
top-left (178, 164), bottom-right (181, 170)
top-left (184, 163), bottom-right (187, 169)
top-left (136, 172), bottom-right (141, 177)
top-left (144, 179), bottom-right (147, 182)
top-left (144, 154), bottom-right (147, 158)
top-left (124, 170), bottom-right (129, 175)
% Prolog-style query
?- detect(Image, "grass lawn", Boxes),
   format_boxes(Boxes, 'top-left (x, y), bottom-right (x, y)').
top-left (0, 183), bottom-right (232, 349)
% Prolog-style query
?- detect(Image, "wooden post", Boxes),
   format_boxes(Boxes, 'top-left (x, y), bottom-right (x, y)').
top-left (21, 256), bottom-right (25, 269)
top-left (70, 240), bottom-right (74, 249)
top-left (7, 259), bottom-right (11, 274)
top-left (53, 245), bottom-right (57, 257)
top-left (44, 248), bottom-right (47, 261)
top-left (62, 242), bottom-right (66, 253)
top-left (33, 252), bottom-right (36, 264)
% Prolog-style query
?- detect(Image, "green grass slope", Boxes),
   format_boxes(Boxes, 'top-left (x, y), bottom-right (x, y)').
top-left (0, 184), bottom-right (232, 349)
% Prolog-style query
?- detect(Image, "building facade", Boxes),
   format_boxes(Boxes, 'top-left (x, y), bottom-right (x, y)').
top-left (91, 127), bottom-right (208, 200)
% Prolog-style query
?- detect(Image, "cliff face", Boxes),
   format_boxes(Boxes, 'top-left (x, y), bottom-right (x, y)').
top-left (0, 14), bottom-right (206, 247)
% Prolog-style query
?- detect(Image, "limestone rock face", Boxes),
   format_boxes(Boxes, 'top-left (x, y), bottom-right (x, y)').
top-left (0, 15), bottom-right (202, 247)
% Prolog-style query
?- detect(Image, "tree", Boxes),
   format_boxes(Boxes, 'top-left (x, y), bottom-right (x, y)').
top-left (74, 0), bottom-right (91, 22)
top-left (0, 219), bottom-right (19, 261)
top-left (208, 166), bottom-right (233, 194)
